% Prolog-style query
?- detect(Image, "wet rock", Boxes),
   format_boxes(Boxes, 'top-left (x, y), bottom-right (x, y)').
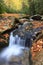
top-left (0, 39), bottom-right (9, 51)
top-left (30, 15), bottom-right (42, 20)
top-left (19, 15), bottom-right (30, 19)
top-left (22, 22), bottom-right (33, 31)
top-left (13, 28), bottom-right (33, 48)
top-left (19, 18), bottom-right (29, 24)
top-left (0, 58), bottom-right (7, 65)
top-left (0, 33), bottom-right (10, 50)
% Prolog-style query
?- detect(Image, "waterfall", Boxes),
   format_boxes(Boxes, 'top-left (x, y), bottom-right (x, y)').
top-left (9, 32), bottom-right (25, 46)
top-left (0, 32), bottom-right (28, 60)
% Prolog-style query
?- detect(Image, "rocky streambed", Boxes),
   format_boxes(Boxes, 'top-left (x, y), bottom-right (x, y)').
top-left (0, 15), bottom-right (43, 65)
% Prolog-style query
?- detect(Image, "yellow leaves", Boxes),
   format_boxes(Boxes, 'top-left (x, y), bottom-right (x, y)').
top-left (13, 0), bottom-right (22, 10)
top-left (4, 0), bottom-right (28, 11)
top-left (4, 0), bottom-right (22, 10)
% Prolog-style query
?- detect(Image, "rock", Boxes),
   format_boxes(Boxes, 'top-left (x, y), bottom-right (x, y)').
top-left (13, 27), bottom-right (33, 48)
top-left (19, 15), bottom-right (30, 19)
top-left (0, 33), bottom-right (10, 50)
top-left (22, 22), bottom-right (33, 31)
top-left (0, 39), bottom-right (8, 51)
top-left (30, 18), bottom-right (33, 22)
top-left (19, 18), bottom-right (29, 24)
top-left (30, 15), bottom-right (42, 20)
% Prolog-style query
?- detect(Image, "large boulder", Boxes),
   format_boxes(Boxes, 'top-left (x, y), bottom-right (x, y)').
top-left (30, 15), bottom-right (42, 21)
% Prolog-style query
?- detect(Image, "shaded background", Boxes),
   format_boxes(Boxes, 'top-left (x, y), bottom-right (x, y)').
top-left (0, 0), bottom-right (43, 15)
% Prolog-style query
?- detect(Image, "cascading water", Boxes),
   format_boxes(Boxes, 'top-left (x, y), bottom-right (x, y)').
top-left (9, 32), bottom-right (25, 46)
top-left (0, 32), bottom-right (28, 60)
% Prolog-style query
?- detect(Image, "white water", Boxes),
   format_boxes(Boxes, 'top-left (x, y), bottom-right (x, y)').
top-left (0, 32), bottom-right (28, 60)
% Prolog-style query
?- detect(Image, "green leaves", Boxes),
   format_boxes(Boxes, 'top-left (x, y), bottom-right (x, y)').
top-left (35, 0), bottom-right (43, 14)
top-left (0, 0), bottom-right (6, 14)
top-left (29, 0), bottom-right (43, 15)
top-left (0, 0), bottom-right (43, 14)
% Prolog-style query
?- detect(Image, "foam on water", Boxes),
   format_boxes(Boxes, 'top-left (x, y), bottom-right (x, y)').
top-left (0, 32), bottom-right (28, 60)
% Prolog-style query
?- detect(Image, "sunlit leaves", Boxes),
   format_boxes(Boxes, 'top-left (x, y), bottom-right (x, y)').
top-left (4, 0), bottom-right (28, 11)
